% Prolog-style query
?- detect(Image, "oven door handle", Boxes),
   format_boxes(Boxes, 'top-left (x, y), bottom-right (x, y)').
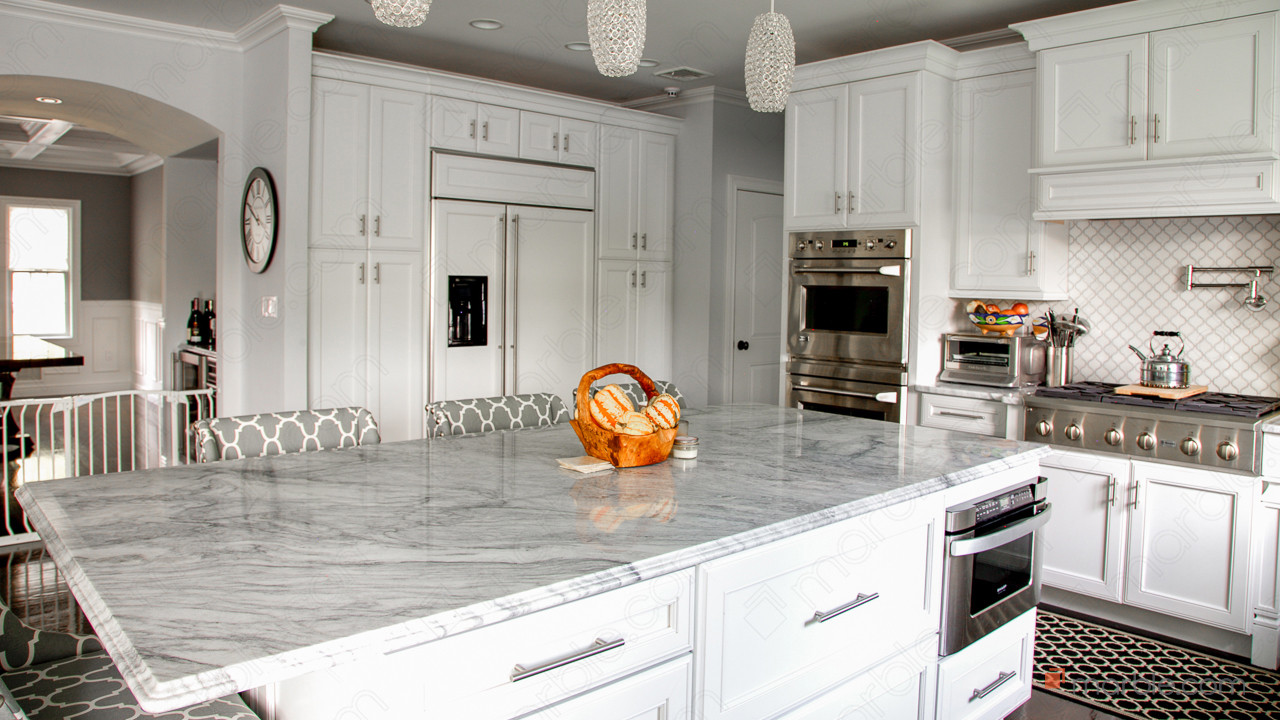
top-left (796, 386), bottom-right (899, 404)
top-left (793, 265), bottom-right (902, 277)
top-left (949, 504), bottom-right (1052, 557)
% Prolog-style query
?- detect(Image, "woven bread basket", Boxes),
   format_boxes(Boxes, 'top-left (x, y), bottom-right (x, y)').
top-left (569, 363), bottom-right (678, 468)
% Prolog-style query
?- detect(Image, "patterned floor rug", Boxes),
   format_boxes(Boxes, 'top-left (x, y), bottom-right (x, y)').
top-left (1033, 611), bottom-right (1280, 720)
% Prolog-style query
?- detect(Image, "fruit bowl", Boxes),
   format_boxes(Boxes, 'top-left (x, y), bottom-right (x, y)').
top-left (966, 301), bottom-right (1030, 336)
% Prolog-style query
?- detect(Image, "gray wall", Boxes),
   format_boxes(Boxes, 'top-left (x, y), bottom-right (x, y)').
top-left (162, 157), bottom-right (217, 377)
top-left (130, 167), bottom-right (164, 305)
top-left (0, 166), bottom-right (132, 300)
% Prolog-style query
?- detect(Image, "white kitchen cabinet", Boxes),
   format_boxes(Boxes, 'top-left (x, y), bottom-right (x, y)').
top-left (951, 71), bottom-right (1068, 300)
top-left (935, 609), bottom-right (1034, 720)
top-left (517, 656), bottom-right (691, 720)
top-left (519, 111), bottom-right (598, 166)
top-left (917, 393), bottom-right (1010, 439)
top-left (1253, 476), bottom-right (1280, 669)
top-left (597, 126), bottom-right (674, 261)
top-left (430, 96), bottom-right (520, 156)
top-left (596, 260), bottom-right (672, 380)
top-left (784, 73), bottom-right (920, 230)
top-left (307, 248), bottom-right (423, 442)
top-left (779, 635), bottom-right (936, 720)
top-left (1040, 451), bottom-right (1130, 603)
top-left (310, 78), bottom-right (426, 251)
top-left (1036, 14), bottom-right (1275, 167)
top-left (696, 496), bottom-right (942, 720)
top-left (1125, 460), bottom-right (1255, 631)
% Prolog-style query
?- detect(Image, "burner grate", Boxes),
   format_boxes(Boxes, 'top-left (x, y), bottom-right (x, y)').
top-left (1175, 393), bottom-right (1280, 418)
top-left (1033, 382), bottom-right (1120, 401)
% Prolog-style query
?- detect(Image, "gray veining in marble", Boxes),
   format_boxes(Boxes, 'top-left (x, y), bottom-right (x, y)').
top-left (17, 405), bottom-right (1048, 711)
top-left (913, 382), bottom-right (1036, 404)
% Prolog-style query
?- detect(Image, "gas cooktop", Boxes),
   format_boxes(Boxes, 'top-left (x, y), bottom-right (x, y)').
top-left (1025, 382), bottom-right (1280, 474)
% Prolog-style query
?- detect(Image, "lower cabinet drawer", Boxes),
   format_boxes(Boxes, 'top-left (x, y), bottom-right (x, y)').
top-left (936, 609), bottom-right (1035, 720)
top-left (918, 394), bottom-right (1005, 438)
top-left (518, 654), bottom-right (691, 720)
top-left (779, 635), bottom-right (937, 720)
top-left (697, 499), bottom-right (943, 720)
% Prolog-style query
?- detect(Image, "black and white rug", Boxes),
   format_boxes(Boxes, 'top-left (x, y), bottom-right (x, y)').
top-left (1033, 611), bottom-right (1280, 720)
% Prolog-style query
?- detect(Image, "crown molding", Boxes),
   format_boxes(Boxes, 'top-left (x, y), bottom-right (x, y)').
top-left (623, 86), bottom-right (752, 112)
top-left (237, 5), bottom-right (334, 51)
top-left (0, 0), bottom-right (240, 50)
top-left (792, 40), bottom-right (961, 91)
top-left (1011, 0), bottom-right (1280, 51)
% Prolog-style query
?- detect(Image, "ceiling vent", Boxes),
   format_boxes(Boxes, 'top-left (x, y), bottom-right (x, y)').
top-left (653, 66), bottom-right (714, 81)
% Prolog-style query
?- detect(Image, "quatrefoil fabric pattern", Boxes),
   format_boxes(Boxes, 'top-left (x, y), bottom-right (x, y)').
top-left (193, 407), bottom-right (380, 462)
top-left (573, 381), bottom-right (687, 409)
top-left (426, 393), bottom-right (569, 438)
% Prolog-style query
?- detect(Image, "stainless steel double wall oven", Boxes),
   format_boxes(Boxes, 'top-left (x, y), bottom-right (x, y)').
top-left (786, 229), bottom-right (911, 422)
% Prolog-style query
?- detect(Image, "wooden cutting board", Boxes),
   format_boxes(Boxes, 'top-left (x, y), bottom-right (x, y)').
top-left (1113, 383), bottom-right (1208, 399)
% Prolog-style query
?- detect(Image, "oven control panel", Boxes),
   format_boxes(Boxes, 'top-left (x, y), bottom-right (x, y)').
top-left (790, 229), bottom-right (910, 260)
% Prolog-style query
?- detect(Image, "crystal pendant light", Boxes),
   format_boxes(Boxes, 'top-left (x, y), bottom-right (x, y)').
top-left (372, 0), bottom-right (430, 28)
top-left (744, 1), bottom-right (795, 112)
top-left (587, 0), bottom-right (646, 77)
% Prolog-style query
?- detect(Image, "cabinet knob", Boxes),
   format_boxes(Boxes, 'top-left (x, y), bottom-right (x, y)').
top-left (1136, 432), bottom-right (1157, 451)
top-left (1064, 424), bottom-right (1082, 441)
top-left (737, 340), bottom-right (749, 350)
top-left (1104, 428), bottom-right (1122, 446)
top-left (1217, 441), bottom-right (1239, 461)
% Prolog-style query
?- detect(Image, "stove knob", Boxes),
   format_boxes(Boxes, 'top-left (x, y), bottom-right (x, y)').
top-left (1034, 420), bottom-right (1052, 437)
top-left (1064, 424), bottom-right (1082, 441)
top-left (885, 240), bottom-right (898, 250)
top-left (1217, 441), bottom-right (1239, 462)
top-left (796, 240), bottom-right (808, 252)
top-left (1104, 428), bottom-right (1122, 446)
top-left (1136, 432), bottom-right (1157, 451)
top-left (815, 240), bottom-right (824, 251)
top-left (1179, 437), bottom-right (1201, 457)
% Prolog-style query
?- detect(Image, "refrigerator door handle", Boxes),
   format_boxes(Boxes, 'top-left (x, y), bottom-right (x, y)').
top-left (507, 214), bottom-right (519, 393)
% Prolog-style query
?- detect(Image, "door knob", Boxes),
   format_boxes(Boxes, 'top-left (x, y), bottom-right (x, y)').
top-left (737, 340), bottom-right (749, 350)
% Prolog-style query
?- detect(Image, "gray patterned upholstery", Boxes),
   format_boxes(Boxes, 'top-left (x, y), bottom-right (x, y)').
top-left (193, 407), bottom-right (380, 463)
top-left (425, 394), bottom-right (569, 438)
top-left (574, 381), bottom-right (686, 409)
top-left (0, 601), bottom-right (258, 719)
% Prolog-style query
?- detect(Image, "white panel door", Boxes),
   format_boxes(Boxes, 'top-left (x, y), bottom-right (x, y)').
top-left (430, 96), bottom-right (478, 152)
top-left (310, 78), bottom-right (369, 250)
top-left (1040, 452), bottom-right (1130, 603)
top-left (559, 117), bottom-right (598, 167)
top-left (730, 189), bottom-right (784, 405)
top-left (308, 249), bottom-right (369, 409)
top-left (368, 87), bottom-right (426, 252)
top-left (431, 200), bottom-right (506, 401)
top-left (634, 262), bottom-right (672, 382)
top-left (785, 86), bottom-right (847, 229)
top-left (596, 259), bottom-right (638, 369)
top-left (477, 104), bottom-right (521, 157)
top-left (1037, 35), bottom-right (1147, 166)
top-left (510, 207), bottom-right (594, 399)
top-left (637, 132), bottom-right (675, 261)
top-left (368, 250), bottom-right (424, 441)
top-left (519, 111), bottom-right (561, 163)
top-left (597, 125), bottom-right (640, 260)
top-left (1126, 461), bottom-right (1255, 630)
top-left (1149, 14), bottom-right (1276, 159)
top-left (847, 73), bottom-right (918, 227)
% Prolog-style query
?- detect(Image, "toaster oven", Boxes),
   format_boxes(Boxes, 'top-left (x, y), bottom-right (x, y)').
top-left (937, 333), bottom-right (1046, 388)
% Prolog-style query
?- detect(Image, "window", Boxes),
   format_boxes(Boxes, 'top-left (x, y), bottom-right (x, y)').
top-left (1, 197), bottom-right (79, 338)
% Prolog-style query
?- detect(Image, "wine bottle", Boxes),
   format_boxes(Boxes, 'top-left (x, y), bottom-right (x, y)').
top-left (186, 298), bottom-right (204, 346)
top-left (204, 299), bottom-right (216, 350)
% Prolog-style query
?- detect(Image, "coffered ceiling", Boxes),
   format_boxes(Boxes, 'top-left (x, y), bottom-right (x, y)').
top-left (35, 0), bottom-right (1129, 104)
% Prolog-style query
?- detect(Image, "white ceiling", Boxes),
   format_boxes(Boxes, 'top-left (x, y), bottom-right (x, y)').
top-left (39, 0), bottom-right (1130, 104)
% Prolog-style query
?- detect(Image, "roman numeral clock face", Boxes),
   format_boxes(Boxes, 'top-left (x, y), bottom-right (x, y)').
top-left (241, 167), bottom-right (277, 273)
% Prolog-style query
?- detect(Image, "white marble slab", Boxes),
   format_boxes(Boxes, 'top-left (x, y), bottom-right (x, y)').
top-left (17, 404), bottom-right (1048, 712)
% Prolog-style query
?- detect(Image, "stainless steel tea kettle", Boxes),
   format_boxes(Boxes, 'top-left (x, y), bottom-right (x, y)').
top-left (1128, 331), bottom-right (1191, 389)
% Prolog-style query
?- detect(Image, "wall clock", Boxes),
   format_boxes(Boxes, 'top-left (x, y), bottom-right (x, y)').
top-left (241, 166), bottom-right (278, 273)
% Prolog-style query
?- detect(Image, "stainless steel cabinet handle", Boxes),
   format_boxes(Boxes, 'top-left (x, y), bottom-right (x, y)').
top-left (359, 214), bottom-right (366, 236)
top-left (553, 131), bottom-right (559, 151)
top-left (1129, 115), bottom-right (1137, 145)
top-left (374, 262), bottom-right (381, 284)
top-left (374, 215), bottom-right (381, 237)
top-left (1153, 114), bottom-right (1160, 143)
top-left (1107, 476), bottom-right (1116, 506)
top-left (483, 121), bottom-right (490, 142)
top-left (950, 505), bottom-right (1052, 556)
top-left (469, 120), bottom-right (476, 139)
top-left (834, 191), bottom-right (842, 214)
top-left (640, 270), bottom-right (647, 288)
top-left (797, 386), bottom-right (898, 404)
top-left (564, 134), bottom-right (570, 152)
top-left (510, 637), bottom-right (625, 682)
top-left (970, 670), bottom-right (1016, 702)
top-left (1027, 250), bottom-right (1037, 276)
top-left (812, 592), bottom-right (879, 623)
top-left (848, 191), bottom-right (855, 213)
top-left (631, 232), bottom-right (637, 249)
top-left (358, 262), bottom-right (365, 284)
top-left (641, 233), bottom-right (648, 250)
top-left (631, 270), bottom-right (636, 287)
top-left (937, 410), bottom-right (985, 420)
top-left (1132, 480), bottom-right (1140, 508)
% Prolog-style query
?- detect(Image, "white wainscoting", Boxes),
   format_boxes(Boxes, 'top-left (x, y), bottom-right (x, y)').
top-left (133, 302), bottom-right (164, 392)
top-left (11, 300), bottom-right (156, 398)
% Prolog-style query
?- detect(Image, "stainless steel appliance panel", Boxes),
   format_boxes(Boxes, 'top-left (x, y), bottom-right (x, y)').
top-left (787, 373), bottom-right (905, 423)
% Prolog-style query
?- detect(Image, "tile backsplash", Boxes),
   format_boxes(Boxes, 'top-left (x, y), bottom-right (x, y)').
top-left (1042, 215), bottom-right (1280, 395)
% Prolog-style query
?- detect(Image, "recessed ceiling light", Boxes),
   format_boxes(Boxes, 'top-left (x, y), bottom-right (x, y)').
top-left (469, 19), bottom-right (502, 30)
top-left (637, 58), bottom-right (660, 68)
top-left (35, 96), bottom-right (62, 104)
top-left (564, 42), bottom-right (592, 52)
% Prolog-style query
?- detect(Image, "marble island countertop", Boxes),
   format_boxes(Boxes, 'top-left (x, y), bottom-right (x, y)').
top-left (17, 404), bottom-right (1049, 712)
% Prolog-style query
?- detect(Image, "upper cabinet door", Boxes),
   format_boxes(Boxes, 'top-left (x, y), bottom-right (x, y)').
top-left (519, 111), bottom-right (561, 163)
top-left (597, 125), bottom-right (640, 260)
top-left (559, 118), bottom-right (598, 167)
top-left (785, 86), bottom-right (848, 230)
top-left (1037, 35), bottom-right (1148, 167)
top-left (637, 132), bottom-right (674, 261)
top-left (430, 96), bottom-right (479, 152)
top-left (311, 78), bottom-right (370, 249)
top-left (368, 87), bottom-right (427, 251)
top-left (1149, 14), bottom-right (1276, 160)
top-left (847, 73), bottom-right (919, 227)
top-left (477, 104), bottom-right (521, 157)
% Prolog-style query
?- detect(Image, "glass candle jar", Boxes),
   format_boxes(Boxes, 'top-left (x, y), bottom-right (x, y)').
top-left (672, 436), bottom-right (699, 460)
